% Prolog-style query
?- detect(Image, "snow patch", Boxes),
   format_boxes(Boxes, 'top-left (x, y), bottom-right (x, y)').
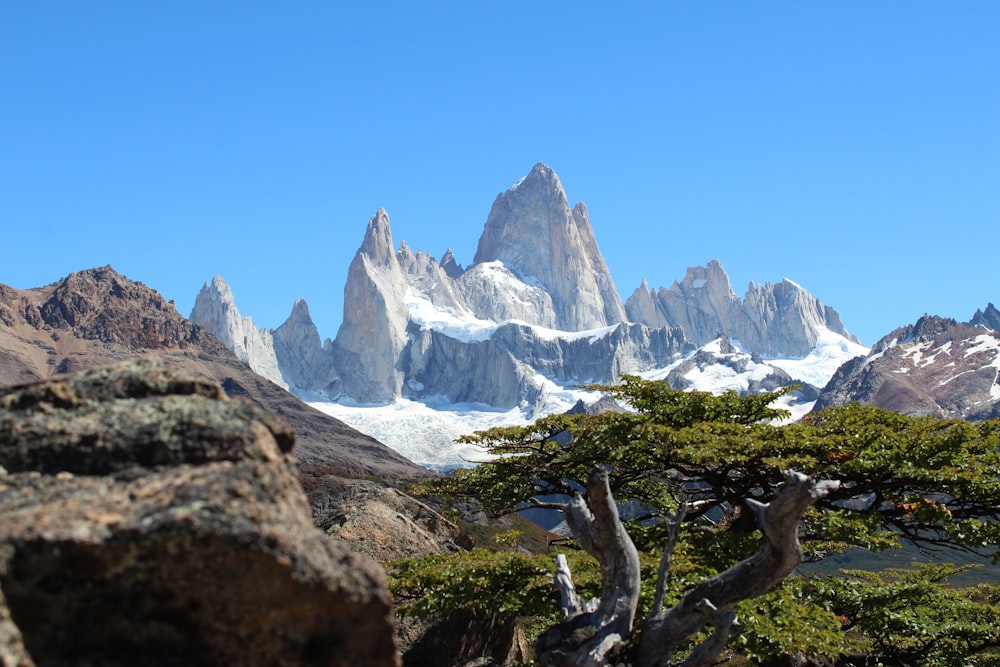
top-left (766, 328), bottom-right (870, 388)
top-left (405, 289), bottom-right (497, 342)
top-left (964, 334), bottom-right (1000, 358)
top-left (308, 381), bottom-right (602, 470)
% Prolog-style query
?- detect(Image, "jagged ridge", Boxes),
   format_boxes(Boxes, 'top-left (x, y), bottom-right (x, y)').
top-left (191, 164), bottom-right (863, 412)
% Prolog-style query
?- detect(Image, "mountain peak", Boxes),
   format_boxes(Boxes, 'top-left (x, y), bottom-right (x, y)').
top-left (508, 162), bottom-right (559, 193)
top-left (971, 302), bottom-right (1000, 332)
top-left (360, 208), bottom-right (395, 262)
top-left (289, 297), bottom-right (311, 321)
top-left (472, 164), bottom-right (625, 330)
top-left (440, 248), bottom-right (463, 278)
top-left (204, 275), bottom-right (234, 302)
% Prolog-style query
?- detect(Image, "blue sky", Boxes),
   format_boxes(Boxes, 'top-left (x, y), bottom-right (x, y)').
top-left (1, 2), bottom-right (997, 347)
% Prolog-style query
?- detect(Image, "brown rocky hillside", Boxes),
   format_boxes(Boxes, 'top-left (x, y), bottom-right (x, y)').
top-left (0, 266), bottom-right (429, 481)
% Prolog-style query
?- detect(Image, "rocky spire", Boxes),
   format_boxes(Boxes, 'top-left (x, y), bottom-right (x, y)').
top-left (273, 298), bottom-right (338, 393)
top-left (359, 208), bottom-right (396, 263)
top-left (189, 276), bottom-right (287, 388)
top-left (473, 163), bottom-right (626, 331)
top-left (625, 279), bottom-right (668, 328)
top-left (332, 209), bottom-right (410, 403)
top-left (439, 248), bottom-right (464, 279)
top-left (971, 302), bottom-right (1000, 332)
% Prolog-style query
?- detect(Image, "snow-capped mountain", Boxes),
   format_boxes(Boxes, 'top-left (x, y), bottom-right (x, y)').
top-left (625, 260), bottom-right (856, 357)
top-left (814, 314), bottom-right (1000, 420)
top-left (190, 163), bottom-right (868, 467)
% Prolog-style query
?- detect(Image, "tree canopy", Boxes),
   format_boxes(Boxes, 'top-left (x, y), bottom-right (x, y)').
top-left (400, 377), bottom-right (1000, 665)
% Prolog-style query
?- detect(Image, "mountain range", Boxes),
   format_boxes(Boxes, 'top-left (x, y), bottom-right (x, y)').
top-left (192, 165), bottom-right (860, 404)
top-left (2, 164), bottom-right (997, 471)
top-left (183, 163), bottom-right (1000, 466)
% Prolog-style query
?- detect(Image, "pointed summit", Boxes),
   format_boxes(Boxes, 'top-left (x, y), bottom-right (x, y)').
top-left (473, 163), bottom-right (625, 331)
top-left (971, 302), bottom-right (1000, 331)
top-left (439, 248), bottom-right (464, 279)
top-left (273, 298), bottom-right (338, 393)
top-left (360, 208), bottom-right (396, 262)
top-left (188, 276), bottom-right (287, 388)
top-left (333, 208), bottom-right (410, 402)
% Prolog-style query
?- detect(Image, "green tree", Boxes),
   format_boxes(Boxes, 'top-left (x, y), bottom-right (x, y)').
top-left (400, 377), bottom-right (1000, 665)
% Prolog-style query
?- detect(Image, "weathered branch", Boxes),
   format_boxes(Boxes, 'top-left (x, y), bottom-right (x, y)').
top-left (635, 471), bottom-right (839, 667)
top-left (536, 467), bottom-right (641, 666)
top-left (555, 553), bottom-right (588, 618)
top-left (651, 502), bottom-right (688, 615)
top-left (565, 467), bottom-right (642, 637)
top-left (537, 470), bottom-right (837, 667)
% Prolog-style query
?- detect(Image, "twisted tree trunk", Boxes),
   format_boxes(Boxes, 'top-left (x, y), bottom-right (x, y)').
top-left (536, 469), bottom-right (838, 667)
top-left (535, 467), bottom-right (641, 666)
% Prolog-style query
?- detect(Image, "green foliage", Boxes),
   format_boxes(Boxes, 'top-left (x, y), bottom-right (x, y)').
top-left (799, 563), bottom-right (1000, 666)
top-left (390, 548), bottom-right (557, 620)
top-left (733, 583), bottom-right (856, 663)
top-left (408, 377), bottom-right (1000, 664)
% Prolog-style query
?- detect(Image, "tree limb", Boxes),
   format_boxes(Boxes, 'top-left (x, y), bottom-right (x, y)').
top-left (536, 467), bottom-right (641, 666)
top-left (636, 471), bottom-right (840, 667)
top-left (651, 502), bottom-right (688, 616)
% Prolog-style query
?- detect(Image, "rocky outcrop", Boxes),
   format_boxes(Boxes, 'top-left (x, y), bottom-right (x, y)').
top-left (0, 357), bottom-right (400, 666)
top-left (458, 261), bottom-right (557, 328)
top-left (474, 163), bottom-right (626, 331)
top-left (311, 479), bottom-right (469, 563)
top-left (972, 302), bottom-right (1000, 332)
top-left (740, 277), bottom-right (852, 356)
top-left (628, 261), bottom-right (741, 343)
top-left (813, 314), bottom-right (1000, 420)
top-left (626, 260), bottom-right (858, 357)
top-left (664, 337), bottom-right (819, 399)
top-left (189, 275), bottom-right (287, 388)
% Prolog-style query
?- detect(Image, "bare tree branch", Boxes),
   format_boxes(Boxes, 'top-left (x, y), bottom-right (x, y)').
top-left (536, 467), bottom-right (641, 667)
top-left (636, 471), bottom-right (839, 667)
top-left (651, 502), bottom-right (688, 616)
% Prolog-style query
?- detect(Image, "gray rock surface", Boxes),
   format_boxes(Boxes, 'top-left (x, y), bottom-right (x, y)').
top-left (0, 357), bottom-right (400, 667)
top-left (273, 298), bottom-right (339, 393)
top-left (626, 260), bottom-right (857, 357)
top-left (971, 302), bottom-right (1000, 332)
top-left (333, 209), bottom-right (412, 403)
top-left (473, 163), bottom-right (626, 331)
top-left (403, 321), bottom-right (691, 408)
top-left (189, 275), bottom-right (287, 388)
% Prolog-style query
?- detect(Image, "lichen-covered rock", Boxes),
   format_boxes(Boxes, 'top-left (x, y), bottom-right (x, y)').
top-left (0, 357), bottom-right (400, 667)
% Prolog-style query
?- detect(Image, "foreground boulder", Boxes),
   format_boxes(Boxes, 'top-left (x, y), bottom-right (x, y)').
top-left (0, 357), bottom-right (399, 667)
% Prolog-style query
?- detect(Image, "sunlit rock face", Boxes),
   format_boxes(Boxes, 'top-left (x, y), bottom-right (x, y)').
top-left (625, 259), bottom-right (858, 358)
top-left (332, 208), bottom-right (412, 403)
top-left (189, 275), bottom-right (287, 388)
top-left (474, 162), bottom-right (627, 331)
